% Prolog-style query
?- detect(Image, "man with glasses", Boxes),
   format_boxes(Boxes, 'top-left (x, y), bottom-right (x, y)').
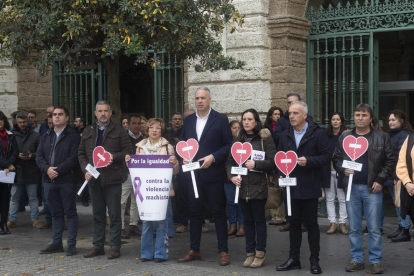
top-left (36, 107), bottom-right (81, 256)
top-left (39, 106), bottom-right (55, 136)
top-left (28, 111), bottom-right (41, 133)
top-left (79, 100), bottom-right (132, 259)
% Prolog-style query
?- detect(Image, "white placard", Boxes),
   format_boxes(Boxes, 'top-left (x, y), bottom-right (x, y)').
top-left (236, 150), bottom-right (246, 154)
top-left (86, 163), bottom-right (100, 178)
top-left (0, 171), bottom-right (15, 184)
top-left (231, 167), bottom-right (248, 175)
top-left (342, 160), bottom-right (363, 171)
top-left (250, 150), bottom-right (265, 172)
top-left (281, 159), bottom-right (292, 164)
top-left (182, 162), bottom-right (200, 172)
top-left (349, 144), bottom-right (362, 149)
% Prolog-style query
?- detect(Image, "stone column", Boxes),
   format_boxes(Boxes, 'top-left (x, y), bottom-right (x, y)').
top-left (0, 59), bottom-right (18, 118)
top-left (268, 0), bottom-right (311, 111)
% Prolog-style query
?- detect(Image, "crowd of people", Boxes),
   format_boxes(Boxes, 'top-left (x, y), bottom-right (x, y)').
top-left (0, 87), bottom-right (414, 275)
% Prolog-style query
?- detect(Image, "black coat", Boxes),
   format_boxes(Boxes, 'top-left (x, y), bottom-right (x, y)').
top-left (277, 122), bottom-right (331, 199)
top-left (36, 126), bottom-right (81, 184)
top-left (332, 127), bottom-right (396, 193)
top-left (0, 130), bottom-right (18, 171)
top-left (388, 127), bottom-right (410, 182)
top-left (226, 129), bottom-right (277, 200)
top-left (12, 128), bottom-right (41, 184)
top-left (273, 110), bottom-right (314, 146)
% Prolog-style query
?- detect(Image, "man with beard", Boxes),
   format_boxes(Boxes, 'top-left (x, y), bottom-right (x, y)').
top-left (78, 100), bottom-right (132, 259)
top-left (73, 117), bottom-right (85, 135)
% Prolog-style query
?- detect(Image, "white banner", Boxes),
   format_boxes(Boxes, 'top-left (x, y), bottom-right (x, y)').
top-left (128, 155), bottom-right (173, 221)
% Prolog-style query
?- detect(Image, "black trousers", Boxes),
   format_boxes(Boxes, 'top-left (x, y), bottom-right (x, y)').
top-left (239, 198), bottom-right (267, 253)
top-left (290, 198), bottom-right (320, 261)
top-left (0, 183), bottom-right (11, 223)
top-left (187, 170), bottom-right (228, 253)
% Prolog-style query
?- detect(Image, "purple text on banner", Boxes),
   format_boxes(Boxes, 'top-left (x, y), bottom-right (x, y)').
top-left (128, 155), bottom-right (173, 169)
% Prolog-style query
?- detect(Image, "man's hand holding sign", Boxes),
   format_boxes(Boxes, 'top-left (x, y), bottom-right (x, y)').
top-left (342, 136), bottom-right (369, 201)
top-left (230, 142), bottom-right (253, 203)
top-left (275, 151), bottom-right (298, 216)
top-left (78, 146), bottom-right (112, 195)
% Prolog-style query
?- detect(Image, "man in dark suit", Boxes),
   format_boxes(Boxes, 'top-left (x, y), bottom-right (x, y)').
top-left (177, 87), bottom-right (233, 266)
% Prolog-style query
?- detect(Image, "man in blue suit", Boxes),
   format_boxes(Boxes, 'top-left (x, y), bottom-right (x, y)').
top-left (177, 86), bottom-right (233, 266)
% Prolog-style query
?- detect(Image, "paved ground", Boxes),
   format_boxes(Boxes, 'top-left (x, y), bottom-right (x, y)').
top-left (1, 202), bottom-right (414, 276)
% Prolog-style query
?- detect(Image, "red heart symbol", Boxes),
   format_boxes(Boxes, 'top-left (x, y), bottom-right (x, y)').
top-left (231, 142), bottom-right (253, 166)
top-left (343, 136), bottom-right (369, 161)
top-left (275, 151), bottom-right (298, 176)
top-left (93, 146), bottom-right (111, 168)
top-left (176, 139), bottom-right (199, 161)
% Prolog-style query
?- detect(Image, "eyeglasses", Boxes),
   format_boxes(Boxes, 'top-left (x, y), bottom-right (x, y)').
top-left (148, 126), bottom-right (162, 130)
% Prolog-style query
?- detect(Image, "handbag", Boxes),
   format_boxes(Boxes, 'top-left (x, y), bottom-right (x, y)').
top-left (395, 180), bottom-right (402, 208)
top-left (261, 139), bottom-right (283, 209)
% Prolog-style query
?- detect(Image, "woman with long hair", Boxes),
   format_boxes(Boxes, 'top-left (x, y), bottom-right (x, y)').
top-left (0, 111), bottom-right (18, 234)
top-left (385, 110), bottom-right (413, 242)
top-left (324, 112), bottom-right (348, 234)
top-left (226, 109), bottom-right (276, 268)
top-left (264, 107), bottom-right (283, 135)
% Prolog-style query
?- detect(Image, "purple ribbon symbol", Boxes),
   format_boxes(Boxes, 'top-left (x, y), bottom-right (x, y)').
top-left (133, 177), bottom-right (144, 202)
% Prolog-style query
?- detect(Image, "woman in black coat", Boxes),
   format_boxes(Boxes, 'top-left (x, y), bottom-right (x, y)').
top-left (385, 110), bottom-right (412, 242)
top-left (0, 111), bottom-right (18, 234)
top-left (226, 109), bottom-right (276, 268)
top-left (323, 112), bottom-right (348, 235)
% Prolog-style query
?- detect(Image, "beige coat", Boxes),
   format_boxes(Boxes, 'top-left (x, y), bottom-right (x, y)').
top-left (136, 137), bottom-right (179, 196)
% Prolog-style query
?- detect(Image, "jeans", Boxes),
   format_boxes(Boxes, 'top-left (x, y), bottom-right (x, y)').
top-left (346, 184), bottom-right (383, 264)
top-left (166, 198), bottom-right (174, 237)
top-left (89, 180), bottom-right (122, 250)
top-left (187, 170), bottom-right (228, 253)
top-left (239, 198), bottom-right (266, 253)
top-left (141, 220), bottom-right (168, 260)
top-left (290, 198), bottom-right (320, 261)
top-left (224, 182), bottom-right (244, 224)
top-left (326, 171), bottom-right (347, 224)
top-left (44, 182), bottom-right (78, 246)
top-left (9, 184), bottom-right (39, 222)
top-left (387, 183), bottom-right (410, 229)
top-left (121, 175), bottom-right (139, 229)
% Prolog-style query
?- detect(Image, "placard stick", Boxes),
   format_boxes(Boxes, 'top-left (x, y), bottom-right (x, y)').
top-left (78, 180), bottom-right (88, 196)
top-left (346, 173), bottom-right (353, 201)
top-left (190, 168), bottom-right (199, 198)
top-left (234, 167), bottom-right (241, 204)
top-left (286, 176), bottom-right (292, 216)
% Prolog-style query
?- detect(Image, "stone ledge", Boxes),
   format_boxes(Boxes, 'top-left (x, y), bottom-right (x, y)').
top-left (268, 15), bottom-right (311, 40)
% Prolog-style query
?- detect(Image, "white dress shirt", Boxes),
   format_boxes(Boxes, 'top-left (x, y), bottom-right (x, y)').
top-left (196, 108), bottom-right (211, 141)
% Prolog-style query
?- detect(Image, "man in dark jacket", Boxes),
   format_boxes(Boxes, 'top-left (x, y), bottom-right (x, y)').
top-left (332, 104), bottom-right (396, 274)
top-left (39, 106), bottom-right (55, 136)
top-left (8, 112), bottom-right (42, 229)
top-left (36, 107), bottom-right (81, 256)
top-left (79, 100), bottom-right (132, 260)
top-left (177, 87), bottom-right (233, 266)
top-left (276, 101), bottom-right (330, 274)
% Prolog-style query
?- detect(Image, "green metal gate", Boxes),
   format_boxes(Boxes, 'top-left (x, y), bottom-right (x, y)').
top-left (52, 51), bottom-right (184, 125)
top-left (306, 0), bottom-right (414, 127)
top-left (52, 61), bottom-right (109, 125)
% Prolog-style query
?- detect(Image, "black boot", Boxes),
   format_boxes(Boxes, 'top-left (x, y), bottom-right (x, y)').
top-left (0, 223), bottom-right (5, 235)
top-left (387, 225), bottom-right (403, 239)
top-left (3, 223), bottom-right (11, 234)
top-left (391, 228), bottom-right (411, 242)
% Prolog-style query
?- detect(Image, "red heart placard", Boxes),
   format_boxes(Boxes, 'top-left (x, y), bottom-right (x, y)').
top-left (231, 142), bottom-right (253, 166)
top-left (176, 139), bottom-right (199, 161)
top-left (93, 146), bottom-right (111, 168)
top-left (275, 151), bottom-right (298, 176)
top-left (343, 136), bottom-right (369, 161)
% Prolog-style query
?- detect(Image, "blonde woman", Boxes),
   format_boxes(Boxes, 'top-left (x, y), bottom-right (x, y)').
top-left (126, 118), bottom-right (179, 262)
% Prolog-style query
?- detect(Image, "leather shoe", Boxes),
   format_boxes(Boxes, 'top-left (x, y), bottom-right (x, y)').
top-left (391, 228), bottom-right (411, 242)
top-left (83, 248), bottom-right (105, 258)
top-left (276, 258), bottom-right (301, 271)
top-left (219, 252), bottom-right (230, 266)
top-left (279, 223), bottom-right (290, 232)
top-left (0, 223), bottom-right (6, 235)
top-left (177, 250), bottom-right (201, 263)
top-left (310, 259), bottom-right (322, 274)
top-left (107, 249), bottom-right (120, 259)
top-left (387, 225), bottom-right (403, 239)
top-left (128, 225), bottom-right (142, 236)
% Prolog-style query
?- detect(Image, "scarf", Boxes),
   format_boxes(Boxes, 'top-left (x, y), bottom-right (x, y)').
top-left (145, 138), bottom-right (163, 154)
top-left (0, 129), bottom-right (7, 151)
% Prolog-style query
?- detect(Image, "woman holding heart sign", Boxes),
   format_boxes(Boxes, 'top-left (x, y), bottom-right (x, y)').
top-left (226, 109), bottom-right (276, 269)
